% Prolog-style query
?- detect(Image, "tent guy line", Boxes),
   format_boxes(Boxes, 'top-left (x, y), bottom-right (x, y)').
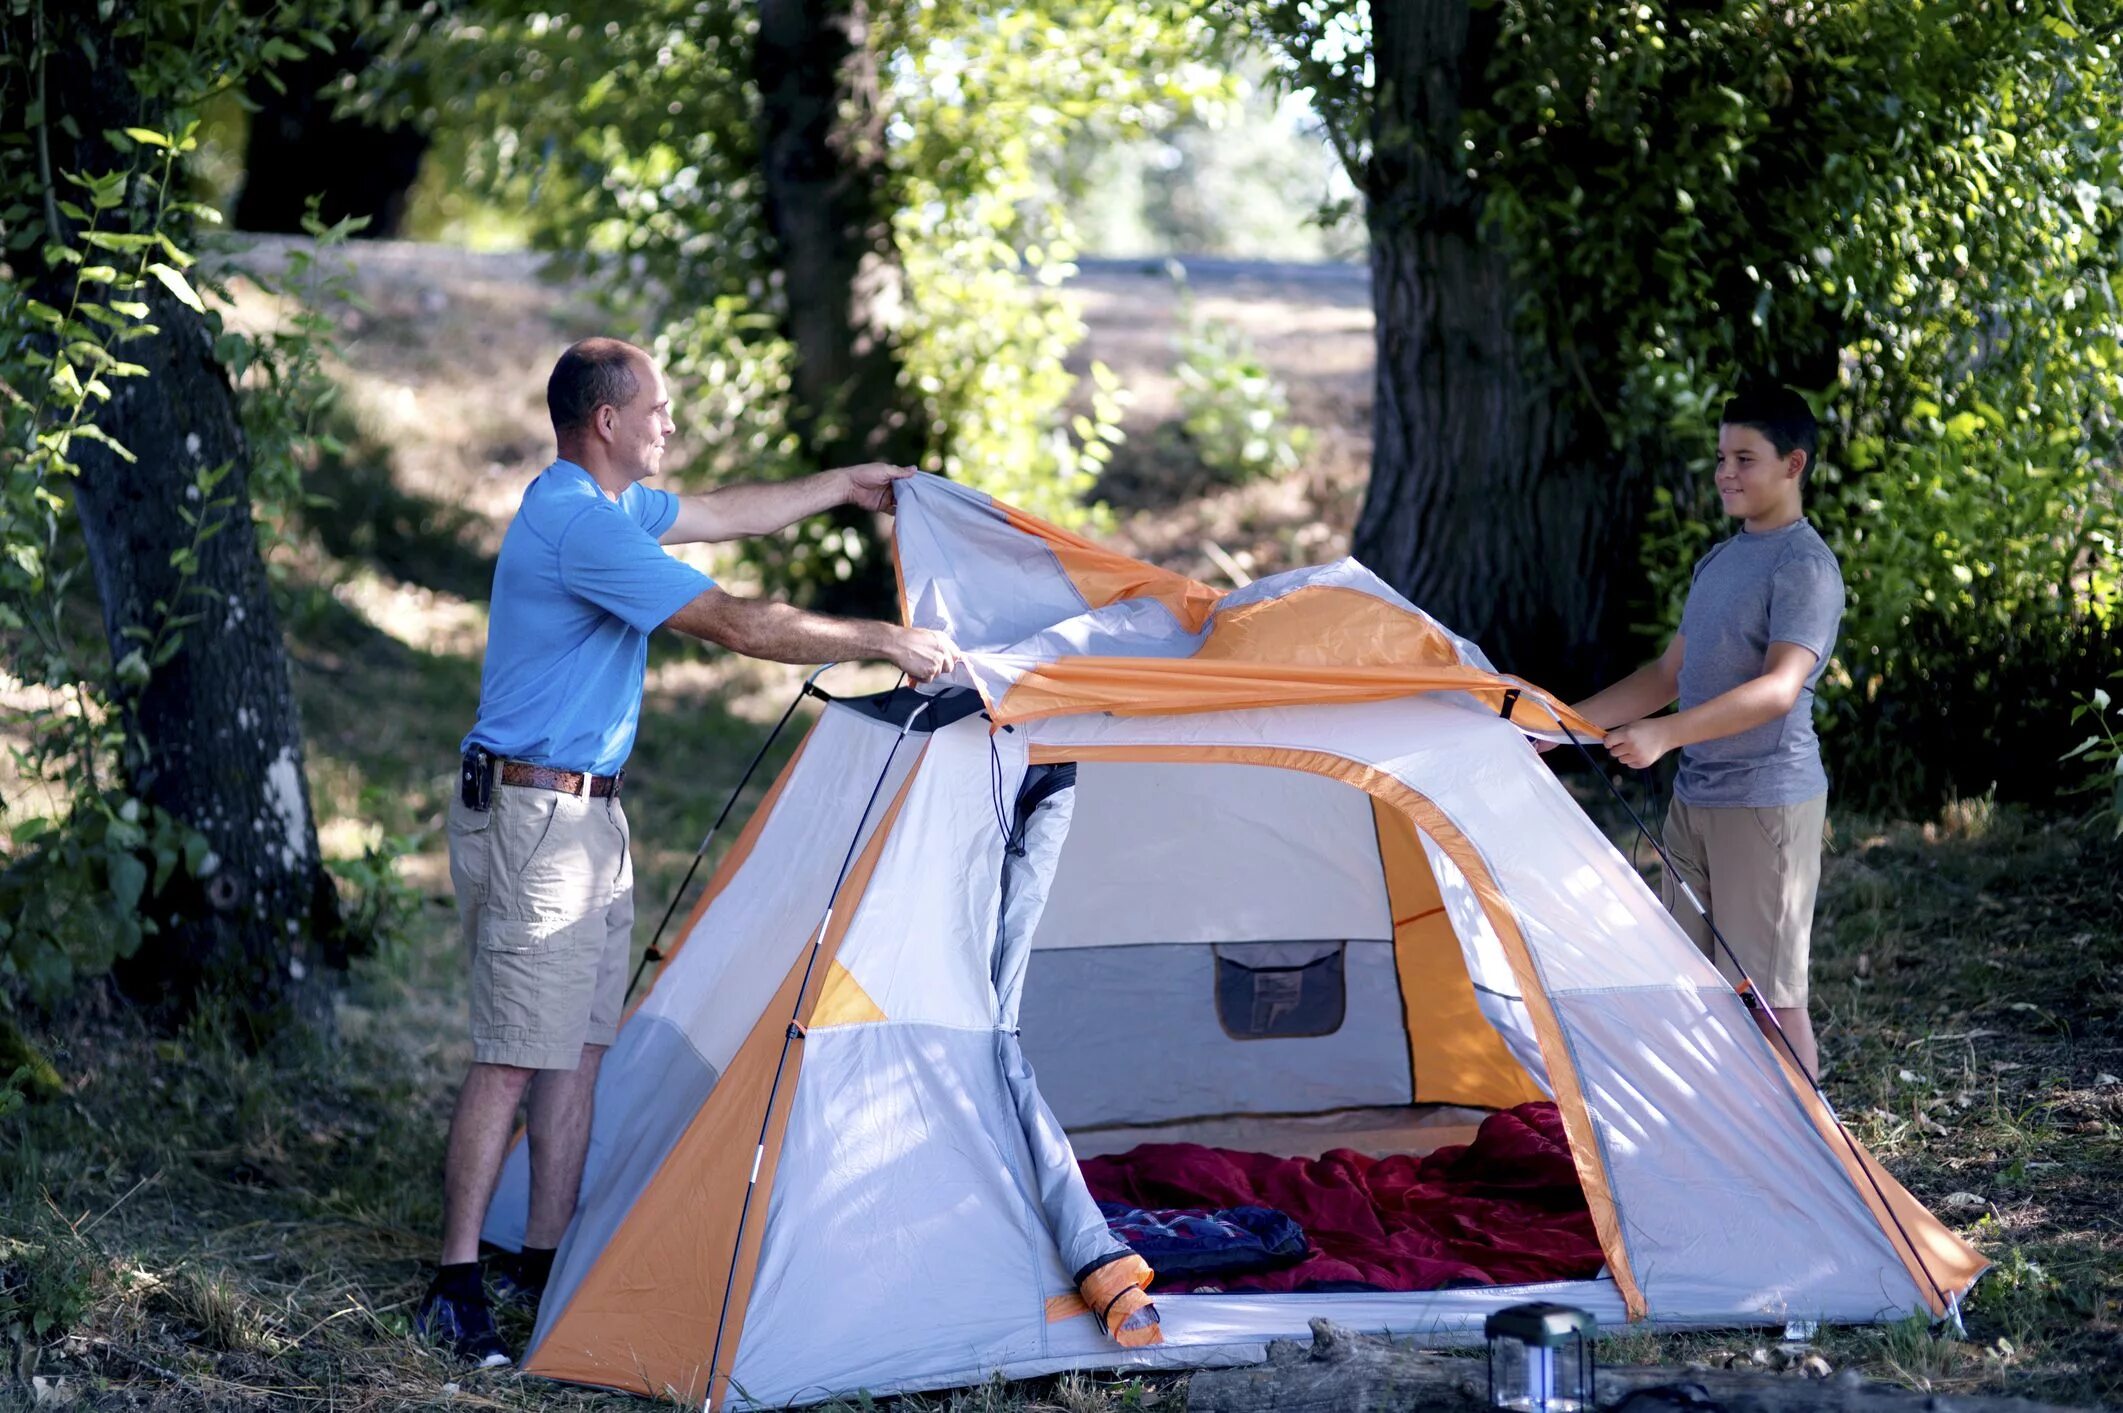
top-left (626, 661), bottom-right (846, 1006)
top-left (1551, 711), bottom-right (1959, 1330)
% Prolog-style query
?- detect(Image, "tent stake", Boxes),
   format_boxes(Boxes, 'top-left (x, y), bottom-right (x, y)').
top-left (700, 692), bottom-right (933, 1411)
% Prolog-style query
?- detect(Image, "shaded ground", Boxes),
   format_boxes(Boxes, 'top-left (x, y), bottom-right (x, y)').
top-left (2, 241), bottom-right (2118, 1411)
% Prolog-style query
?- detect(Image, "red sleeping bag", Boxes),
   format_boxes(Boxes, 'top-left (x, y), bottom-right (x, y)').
top-left (1078, 1101), bottom-right (1605, 1293)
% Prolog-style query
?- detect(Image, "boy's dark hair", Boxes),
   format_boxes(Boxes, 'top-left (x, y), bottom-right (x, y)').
top-left (1720, 383), bottom-right (1818, 482)
top-left (548, 337), bottom-right (646, 436)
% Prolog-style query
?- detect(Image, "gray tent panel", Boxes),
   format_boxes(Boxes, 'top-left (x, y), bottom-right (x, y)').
top-left (1020, 940), bottom-right (1414, 1127)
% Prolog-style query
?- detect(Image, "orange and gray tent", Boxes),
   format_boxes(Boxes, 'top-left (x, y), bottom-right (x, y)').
top-left (482, 474), bottom-right (1985, 1408)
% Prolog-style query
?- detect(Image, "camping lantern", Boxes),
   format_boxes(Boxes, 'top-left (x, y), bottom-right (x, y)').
top-left (1483, 1302), bottom-right (1596, 1412)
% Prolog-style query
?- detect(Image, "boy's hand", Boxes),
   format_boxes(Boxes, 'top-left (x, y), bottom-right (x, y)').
top-left (1604, 718), bottom-right (1675, 770)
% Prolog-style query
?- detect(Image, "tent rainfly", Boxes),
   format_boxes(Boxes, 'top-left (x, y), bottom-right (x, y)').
top-left (482, 474), bottom-right (1985, 1409)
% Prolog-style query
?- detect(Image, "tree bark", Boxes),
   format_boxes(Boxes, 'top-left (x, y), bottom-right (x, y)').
top-left (1354, 0), bottom-right (1642, 695)
top-left (9, 0), bottom-right (343, 1029)
top-left (752, 0), bottom-right (924, 611)
top-left (70, 286), bottom-right (345, 1027)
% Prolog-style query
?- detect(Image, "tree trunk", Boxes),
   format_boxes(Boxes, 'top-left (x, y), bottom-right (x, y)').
top-left (1355, 0), bottom-right (1642, 695)
top-left (70, 286), bottom-right (344, 1027)
top-left (13, 1), bottom-right (343, 1030)
top-left (233, 38), bottom-right (429, 239)
top-left (752, 0), bottom-right (924, 611)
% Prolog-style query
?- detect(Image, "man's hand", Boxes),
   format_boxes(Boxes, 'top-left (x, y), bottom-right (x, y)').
top-left (887, 625), bottom-right (959, 683)
top-left (839, 463), bottom-right (916, 514)
top-left (1604, 717), bottom-right (1676, 770)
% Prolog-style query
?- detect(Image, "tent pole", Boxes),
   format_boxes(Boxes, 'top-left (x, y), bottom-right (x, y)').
top-left (624, 662), bottom-right (842, 1006)
top-left (700, 692), bottom-right (932, 1412)
top-left (1549, 715), bottom-right (1954, 1318)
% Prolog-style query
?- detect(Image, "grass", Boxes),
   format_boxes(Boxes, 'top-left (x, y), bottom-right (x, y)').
top-left (4, 247), bottom-right (2121, 1410)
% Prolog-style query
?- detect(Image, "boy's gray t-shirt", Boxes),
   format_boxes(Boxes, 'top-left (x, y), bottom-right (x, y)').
top-left (1674, 518), bottom-right (1845, 808)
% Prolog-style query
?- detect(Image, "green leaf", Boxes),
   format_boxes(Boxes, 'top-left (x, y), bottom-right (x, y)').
top-left (146, 262), bottom-right (204, 313)
top-left (108, 853), bottom-right (146, 913)
top-left (122, 126), bottom-right (172, 149)
top-left (78, 231), bottom-right (155, 253)
top-left (71, 425), bottom-right (138, 463)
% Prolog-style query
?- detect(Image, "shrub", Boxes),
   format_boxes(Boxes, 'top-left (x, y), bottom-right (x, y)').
top-left (1171, 295), bottom-right (1310, 486)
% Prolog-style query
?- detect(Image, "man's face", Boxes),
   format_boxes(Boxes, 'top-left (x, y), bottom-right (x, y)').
top-left (1714, 423), bottom-right (1802, 520)
top-left (605, 358), bottom-right (675, 482)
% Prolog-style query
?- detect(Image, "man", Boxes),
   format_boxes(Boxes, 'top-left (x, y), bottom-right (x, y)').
top-left (418, 337), bottom-right (957, 1366)
top-left (1569, 384), bottom-right (1844, 1076)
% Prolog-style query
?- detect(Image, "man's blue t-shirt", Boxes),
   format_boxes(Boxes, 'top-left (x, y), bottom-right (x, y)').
top-left (463, 460), bottom-right (714, 776)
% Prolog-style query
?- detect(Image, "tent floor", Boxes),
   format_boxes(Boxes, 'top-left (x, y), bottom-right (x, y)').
top-left (1068, 1103), bottom-right (1494, 1160)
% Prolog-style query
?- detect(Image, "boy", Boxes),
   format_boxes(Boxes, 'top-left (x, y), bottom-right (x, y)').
top-left (1570, 384), bottom-right (1844, 1074)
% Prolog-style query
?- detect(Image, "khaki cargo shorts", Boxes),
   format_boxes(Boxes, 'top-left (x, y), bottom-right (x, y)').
top-left (1659, 793), bottom-right (1827, 1009)
top-left (445, 784), bottom-right (635, 1069)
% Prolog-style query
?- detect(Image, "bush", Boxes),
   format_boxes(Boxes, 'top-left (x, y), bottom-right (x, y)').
top-left (2061, 678), bottom-right (2123, 839)
top-left (1823, 612), bottom-right (2123, 816)
top-left (1171, 294), bottom-right (1310, 486)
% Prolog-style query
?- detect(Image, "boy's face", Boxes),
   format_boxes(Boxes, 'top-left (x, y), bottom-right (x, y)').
top-left (1714, 423), bottom-right (1805, 521)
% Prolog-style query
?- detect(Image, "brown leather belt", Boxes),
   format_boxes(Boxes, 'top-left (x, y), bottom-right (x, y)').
top-left (499, 760), bottom-right (623, 798)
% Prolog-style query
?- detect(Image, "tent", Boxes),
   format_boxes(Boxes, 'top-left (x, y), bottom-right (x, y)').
top-left (481, 475), bottom-right (1985, 1408)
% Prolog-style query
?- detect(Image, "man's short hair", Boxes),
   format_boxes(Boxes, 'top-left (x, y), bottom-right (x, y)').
top-left (548, 338), bottom-right (647, 436)
top-left (1721, 382), bottom-right (1819, 482)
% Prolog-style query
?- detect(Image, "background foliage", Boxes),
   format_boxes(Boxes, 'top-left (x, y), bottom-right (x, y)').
top-left (388, 0), bottom-right (1233, 590)
top-left (1241, 0), bottom-right (2122, 812)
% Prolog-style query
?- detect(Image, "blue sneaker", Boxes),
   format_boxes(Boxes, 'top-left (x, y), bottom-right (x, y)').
top-left (416, 1282), bottom-right (510, 1368)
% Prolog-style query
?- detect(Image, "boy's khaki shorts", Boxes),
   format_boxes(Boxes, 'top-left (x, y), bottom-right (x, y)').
top-left (1659, 794), bottom-right (1827, 1009)
top-left (446, 784), bottom-right (635, 1070)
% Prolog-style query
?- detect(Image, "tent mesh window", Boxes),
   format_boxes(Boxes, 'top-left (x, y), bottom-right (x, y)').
top-left (1212, 942), bottom-right (1348, 1040)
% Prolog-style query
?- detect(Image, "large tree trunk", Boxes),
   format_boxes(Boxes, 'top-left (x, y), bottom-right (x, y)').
top-left (1355, 0), bottom-right (1641, 695)
top-left (233, 37), bottom-right (429, 239)
top-left (752, 0), bottom-right (925, 611)
top-left (12, 1), bottom-right (343, 1029)
top-left (71, 287), bottom-right (345, 1027)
